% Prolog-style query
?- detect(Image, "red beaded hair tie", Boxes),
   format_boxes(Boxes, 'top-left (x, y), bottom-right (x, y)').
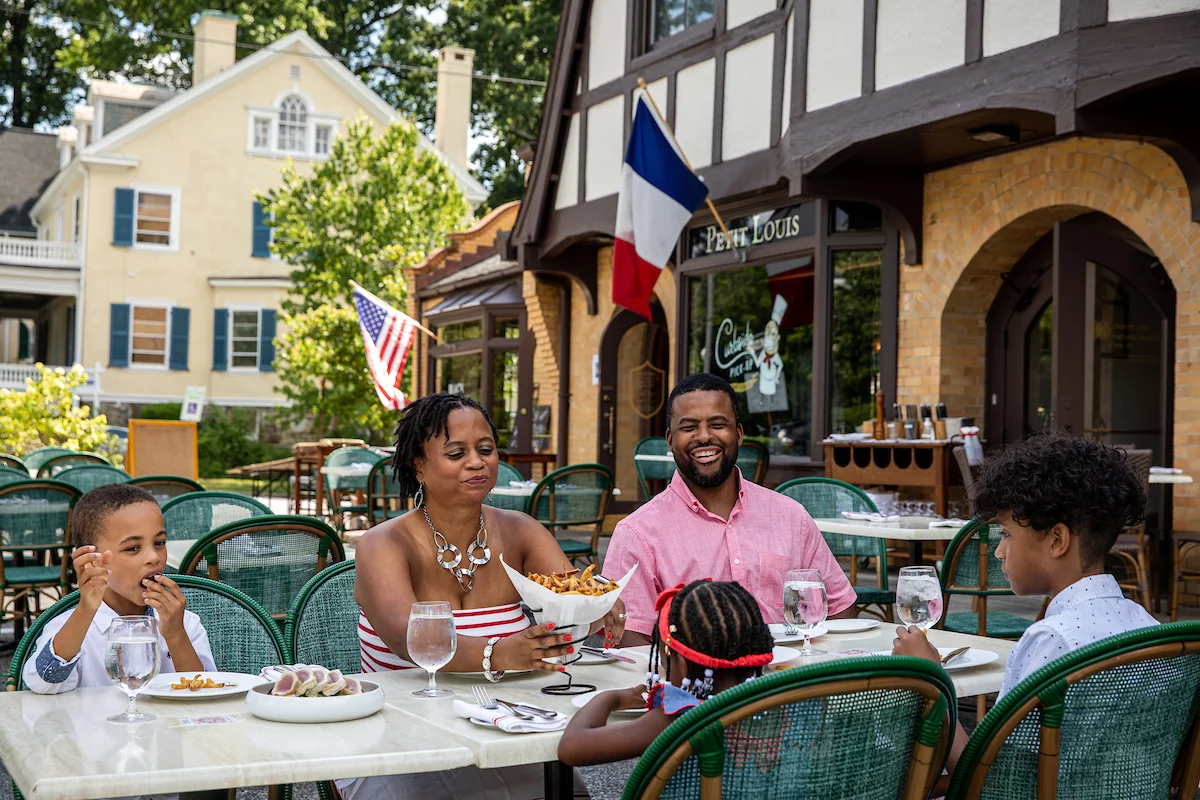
top-left (655, 582), bottom-right (774, 670)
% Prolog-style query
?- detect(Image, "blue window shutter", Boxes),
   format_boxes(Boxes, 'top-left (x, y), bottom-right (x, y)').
top-left (112, 188), bottom-right (135, 246)
top-left (213, 309), bottom-right (228, 371)
top-left (169, 307), bottom-right (190, 371)
top-left (252, 201), bottom-right (271, 258)
top-left (108, 304), bottom-right (130, 367)
top-left (259, 309), bottom-right (276, 371)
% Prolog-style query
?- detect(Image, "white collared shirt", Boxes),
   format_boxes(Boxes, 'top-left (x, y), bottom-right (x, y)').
top-left (998, 574), bottom-right (1157, 698)
top-left (22, 601), bottom-right (215, 694)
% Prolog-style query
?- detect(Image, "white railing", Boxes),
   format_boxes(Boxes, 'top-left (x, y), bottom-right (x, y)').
top-left (0, 238), bottom-right (81, 268)
top-left (0, 363), bottom-right (43, 390)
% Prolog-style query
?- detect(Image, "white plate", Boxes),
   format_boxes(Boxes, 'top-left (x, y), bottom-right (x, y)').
top-left (824, 619), bottom-right (882, 634)
top-left (571, 690), bottom-right (647, 715)
top-left (545, 649), bottom-right (619, 666)
top-left (865, 647), bottom-right (1000, 672)
top-left (245, 681), bottom-right (385, 723)
top-left (449, 670), bottom-right (534, 678)
top-left (771, 645), bottom-right (801, 665)
top-left (770, 623), bottom-right (827, 644)
top-left (145, 672), bottom-right (267, 700)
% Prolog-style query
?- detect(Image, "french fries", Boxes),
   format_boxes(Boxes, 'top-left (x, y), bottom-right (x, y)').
top-left (525, 563), bottom-right (618, 596)
top-left (170, 675), bottom-right (234, 691)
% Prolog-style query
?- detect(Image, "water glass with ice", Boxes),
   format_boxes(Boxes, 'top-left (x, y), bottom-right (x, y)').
top-left (105, 615), bottom-right (161, 723)
top-left (896, 566), bottom-right (943, 632)
top-left (408, 601), bottom-right (457, 698)
top-left (783, 569), bottom-right (827, 656)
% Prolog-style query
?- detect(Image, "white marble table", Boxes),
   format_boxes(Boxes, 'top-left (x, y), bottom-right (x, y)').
top-left (487, 486), bottom-right (622, 497)
top-left (1150, 472), bottom-right (1193, 484)
top-left (813, 517), bottom-right (963, 542)
top-left (165, 540), bottom-right (356, 571)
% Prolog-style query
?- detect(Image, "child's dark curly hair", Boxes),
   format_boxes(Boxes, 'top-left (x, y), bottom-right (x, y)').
top-left (649, 580), bottom-right (774, 685)
top-left (391, 393), bottom-right (497, 496)
top-left (972, 432), bottom-right (1145, 568)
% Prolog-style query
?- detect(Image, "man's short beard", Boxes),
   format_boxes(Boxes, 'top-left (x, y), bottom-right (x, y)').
top-left (676, 448), bottom-right (738, 488)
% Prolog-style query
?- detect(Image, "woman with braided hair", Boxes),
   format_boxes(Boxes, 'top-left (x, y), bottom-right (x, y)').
top-left (343, 392), bottom-right (624, 800)
top-left (557, 580), bottom-right (774, 767)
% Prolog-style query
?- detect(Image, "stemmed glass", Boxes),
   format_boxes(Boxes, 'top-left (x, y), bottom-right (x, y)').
top-left (407, 601), bottom-right (457, 698)
top-left (105, 615), bottom-right (161, 723)
top-left (896, 566), bottom-right (944, 633)
top-left (783, 569), bottom-right (827, 656)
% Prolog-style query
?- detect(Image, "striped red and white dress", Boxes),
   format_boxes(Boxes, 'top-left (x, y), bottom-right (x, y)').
top-left (358, 603), bottom-right (529, 672)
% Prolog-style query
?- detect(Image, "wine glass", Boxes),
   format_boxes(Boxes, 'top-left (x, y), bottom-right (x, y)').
top-left (896, 566), bottom-right (944, 633)
top-left (783, 569), bottom-right (827, 656)
top-left (407, 601), bottom-right (457, 698)
top-left (105, 615), bottom-right (161, 723)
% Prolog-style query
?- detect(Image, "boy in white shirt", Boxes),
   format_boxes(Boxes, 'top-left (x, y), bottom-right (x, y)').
top-left (893, 432), bottom-right (1156, 779)
top-left (24, 483), bottom-right (215, 693)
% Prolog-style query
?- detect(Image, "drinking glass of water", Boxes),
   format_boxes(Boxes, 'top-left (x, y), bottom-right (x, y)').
top-left (896, 566), bottom-right (944, 632)
top-left (783, 569), bottom-right (827, 656)
top-left (105, 615), bottom-right (161, 723)
top-left (408, 601), bottom-right (457, 698)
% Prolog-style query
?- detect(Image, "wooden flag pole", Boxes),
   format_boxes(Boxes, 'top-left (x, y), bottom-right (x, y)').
top-left (636, 78), bottom-right (739, 256)
top-left (349, 280), bottom-right (443, 343)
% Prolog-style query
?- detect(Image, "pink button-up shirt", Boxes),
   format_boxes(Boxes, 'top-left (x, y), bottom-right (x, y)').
top-left (603, 469), bottom-right (856, 636)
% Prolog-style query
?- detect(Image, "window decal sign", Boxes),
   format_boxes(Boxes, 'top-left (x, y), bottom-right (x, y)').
top-left (713, 294), bottom-right (790, 414)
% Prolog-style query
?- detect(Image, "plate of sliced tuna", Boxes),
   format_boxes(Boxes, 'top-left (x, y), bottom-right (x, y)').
top-left (246, 664), bottom-right (385, 723)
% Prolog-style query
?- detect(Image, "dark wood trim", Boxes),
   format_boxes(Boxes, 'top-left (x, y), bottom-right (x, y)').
top-left (577, 98), bottom-right (589, 205)
top-left (712, 47), bottom-right (726, 165)
top-left (1074, 13), bottom-right (1200, 108)
top-left (791, 0), bottom-right (810, 121)
top-left (1051, 223), bottom-right (1086, 435)
top-left (665, 70), bottom-right (676, 127)
top-left (860, 0), bottom-right (877, 96)
top-left (597, 303), bottom-right (668, 476)
top-left (524, 241), bottom-right (601, 316)
top-left (630, 18), bottom-right (716, 73)
top-left (880, 219), bottom-right (899, 408)
top-left (770, 27), bottom-right (786, 145)
top-left (1061, 0), bottom-right (1108, 32)
top-left (803, 172), bottom-right (923, 264)
top-left (624, 0), bottom-right (637, 73)
top-left (965, 0), bottom-right (984, 64)
top-left (516, 310), bottom-right (535, 452)
top-left (811, 198), bottom-right (831, 460)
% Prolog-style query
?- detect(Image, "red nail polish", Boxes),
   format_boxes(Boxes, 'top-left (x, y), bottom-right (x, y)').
top-left (564, 634), bottom-right (572, 643)
top-left (547, 623), bottom-right (555, 631)
top-left (568, 646), bottom-right (575, 654)
top-left (559, 666), bottom-right (566, 672)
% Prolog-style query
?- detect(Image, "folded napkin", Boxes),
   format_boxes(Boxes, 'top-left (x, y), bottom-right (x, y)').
top-left (508, 480), bottom-right (538, 489)
top-left (453, 699), bottom-right (568, 733)
top-left (827, 433), bottom-right (873, 442)
top-left (1151, 466), bottom-right (1184, 475)
top-left (841, 511), bottom-right (900, 522)
top-left (928, 519), bottom-right (970, 528)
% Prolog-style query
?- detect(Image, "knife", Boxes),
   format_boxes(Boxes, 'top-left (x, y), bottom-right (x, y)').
top-left (581, 645), bottom-right (637, 664)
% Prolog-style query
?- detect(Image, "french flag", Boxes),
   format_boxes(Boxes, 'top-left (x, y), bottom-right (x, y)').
top-left (613, 92), bottom-right (709, 319)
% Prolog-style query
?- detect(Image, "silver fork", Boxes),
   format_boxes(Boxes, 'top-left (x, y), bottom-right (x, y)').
top-left (472, 686), bottom-right (534, 720)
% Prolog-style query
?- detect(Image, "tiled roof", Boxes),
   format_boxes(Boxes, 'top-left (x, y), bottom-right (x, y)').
top-left (0, 128), bottom-right (59, 234)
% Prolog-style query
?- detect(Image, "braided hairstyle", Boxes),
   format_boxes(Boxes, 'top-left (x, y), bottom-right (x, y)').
top-left (391, 393), bottom-right (497, 496)
top-left (649, 580), bottom-right (774, 689)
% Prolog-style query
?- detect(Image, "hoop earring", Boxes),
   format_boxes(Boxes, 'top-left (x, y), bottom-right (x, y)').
top-left (414, 482), bottom-right (425, 509)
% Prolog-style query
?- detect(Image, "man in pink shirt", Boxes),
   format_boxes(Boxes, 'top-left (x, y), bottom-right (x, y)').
top-left (605, 373), bottom-right (857, 644)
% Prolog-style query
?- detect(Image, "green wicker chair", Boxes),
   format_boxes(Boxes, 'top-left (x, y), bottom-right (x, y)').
top-left (529, 464), bottom-right (614, 566)
top-left (737, 440), bottom-right (770, 484)
top-left (179, 515), bottom-right (346, 621)
top-left (0, 480), bottom-right (81, 626)
top-left (946, 621), bottom-right (1200, 800)
top-left (20, 447), bottom-right (75, 476)
top-left (634, 437), bottom-right (676, 500)
top-left (285, 561), bottom-right (359, 673)
top-left (0, 455), bottom-right (27, 473)
top-left (497, 461), bottom-right (524, 486)
top-left (0, 467), bottom-right (31, 487)
top-left (938, 519), bottom-right (1035, 639)
top-left (622, 656), bottom-right (956, 800)
top-left (38, 452), bottom-right (110, 477)
top-left (484, 460), bottom-right (535, 512)
top-left (161, 490), bottom-right (272, 541)
top-left (53, 465), bottom-right (132, 493)
top-left (776, 477), bottom-right (895, 618)
top-left (323, 447), bottom-right (385, 533)
top-left (365, 460), bottom-right (409, 527)
top-left (128, 474), bottom-right (204, 506)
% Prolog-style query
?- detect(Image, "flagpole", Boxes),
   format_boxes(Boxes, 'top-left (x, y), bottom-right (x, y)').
top-left (348, 280), bottom-right (444, 344)
top-left (636, 78), bottom-right (740, 257)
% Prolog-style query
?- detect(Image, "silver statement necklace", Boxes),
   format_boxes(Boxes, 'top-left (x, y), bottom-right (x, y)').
top-left (423, 507), bottom-right (490, 592)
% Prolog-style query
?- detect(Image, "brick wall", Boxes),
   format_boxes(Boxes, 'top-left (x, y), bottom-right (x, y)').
top-left (523, 272), bottom-right (561, 455)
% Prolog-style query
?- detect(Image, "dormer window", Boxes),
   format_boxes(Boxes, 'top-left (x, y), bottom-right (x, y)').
top-left (247, 94), bottom-right (338, 159)
top-left (277, 96), bottom-right (308, 153)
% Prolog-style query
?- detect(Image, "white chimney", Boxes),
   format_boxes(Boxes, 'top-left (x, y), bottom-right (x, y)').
top-left (435, 46), bottom-right (475, 171)
top-left (72, 104), bottom-right (94, 147)
top-left (57, 127), bottom-right (78, 169)
top-left (192, 10), bottom-right (238, 86)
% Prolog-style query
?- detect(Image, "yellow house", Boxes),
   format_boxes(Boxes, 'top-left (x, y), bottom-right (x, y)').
top-left (6, 11), bottom-right (485, 414)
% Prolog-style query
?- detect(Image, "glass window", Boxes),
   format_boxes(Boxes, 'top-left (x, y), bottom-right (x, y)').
top-left (253, 116), bottom-right (271, 149)
top-left (651, 0), bottom-right (715, 44)
top-left (830, 251), bottom-right (883, 435)
top-left (277, 96), bottom-right (308, 152)
top-left (314, 125), bottom-right (332, 155)
top-left (437, 354), bottom-right (482, 399)
top-left (687, 260), bottom-right (814, 456)
top-left (131, 306), bottom-right (168, 366)
top-left (831, 202), bottom-right (884, 233)
top-left (103, 102), bottom-right (149, 135)
top-left (135, 191), bottom-right (173, 246)
top-left (230, 310), bottom-right (261, 370)
top-left (492, 317), bottom-right (520, 339)
top-left (491, 351), bottom-right (519, 448)
top-left (438, 320), bottom-right (483, 344)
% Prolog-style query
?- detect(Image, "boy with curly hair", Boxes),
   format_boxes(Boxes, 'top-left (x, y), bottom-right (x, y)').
top-left (894, 432), bottom-right (1157, 774)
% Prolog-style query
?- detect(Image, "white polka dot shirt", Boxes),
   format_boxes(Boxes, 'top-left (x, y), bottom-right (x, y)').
top-left (998, 573), bottom-right (1158, 699)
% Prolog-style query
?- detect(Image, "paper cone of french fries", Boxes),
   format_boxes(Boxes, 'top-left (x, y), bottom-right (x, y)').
top-left (500, 555), bottom-right (638, 631)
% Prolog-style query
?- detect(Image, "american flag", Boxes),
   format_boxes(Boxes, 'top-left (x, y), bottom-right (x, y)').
top-left (353, 284), bottom-right (418, 410)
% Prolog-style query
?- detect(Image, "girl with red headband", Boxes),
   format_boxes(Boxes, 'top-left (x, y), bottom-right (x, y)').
top-left (558, 580), bottom-right (774, 767)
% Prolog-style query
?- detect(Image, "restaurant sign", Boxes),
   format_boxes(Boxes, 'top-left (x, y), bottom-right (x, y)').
top-left (687, 203), bottom-right (814, 259)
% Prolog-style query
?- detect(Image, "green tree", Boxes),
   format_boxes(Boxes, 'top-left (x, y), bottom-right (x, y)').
top-left (261, 115), bottom-right (467, 438)
top-left (0, 364), bottom-right (122, 465)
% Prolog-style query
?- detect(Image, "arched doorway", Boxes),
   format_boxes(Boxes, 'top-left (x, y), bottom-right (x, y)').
top-left (597, 299), bottom-right (670, 511)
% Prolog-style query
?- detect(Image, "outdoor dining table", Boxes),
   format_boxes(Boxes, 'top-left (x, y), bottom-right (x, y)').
top-left (813, 515), bottom-right (961, 566)
top-left (165, 540), bottom-right (357, 572)
top-left (0, 626), bottom-right (1013, 800)
top-left (485, 484), bottom-right (621, 513)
